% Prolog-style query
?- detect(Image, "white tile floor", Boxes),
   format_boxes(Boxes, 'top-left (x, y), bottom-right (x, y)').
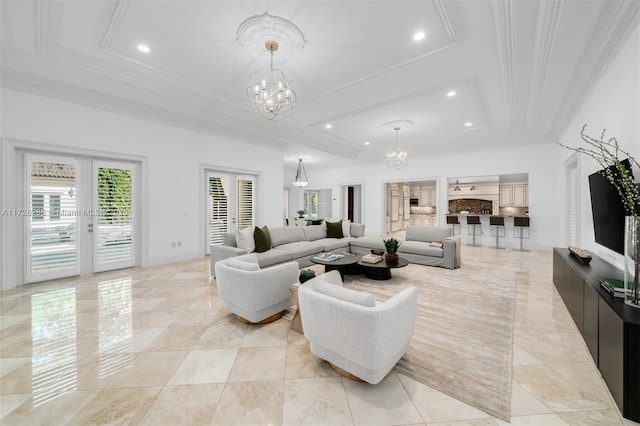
top-left (0, 246), bottom-right (637, 425)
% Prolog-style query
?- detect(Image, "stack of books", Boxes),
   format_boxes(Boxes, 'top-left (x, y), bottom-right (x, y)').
top-left (361, 254), bottom-right (383, 264)
top-left (600, 277), bottom-right (628, 298)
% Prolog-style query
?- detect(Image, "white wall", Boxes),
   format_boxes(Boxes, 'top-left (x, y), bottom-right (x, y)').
top-left (558, 25), bottom-right (640, 268)
top-left (1, 89), bottom-right (285, 289)
top-left (305, 142), bottom-right (560, 250)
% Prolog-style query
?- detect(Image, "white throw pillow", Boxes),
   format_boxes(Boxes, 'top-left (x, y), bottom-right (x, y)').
top-left (236, 227), bottom-right (255, 253)
top-left (226, 257), bottom-right (260, 271)
top-left (342, 220), bottom-right (351, 237)
top-left (314, 280), bottom-right (375, 307)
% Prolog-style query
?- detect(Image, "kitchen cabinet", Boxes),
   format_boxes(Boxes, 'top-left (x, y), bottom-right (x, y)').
top-left (419, 186), bottom-right (436, 206)
top-left (499, 183), bottom-right (528, 207)
top-left (410, 187), bottom-right (419, 199)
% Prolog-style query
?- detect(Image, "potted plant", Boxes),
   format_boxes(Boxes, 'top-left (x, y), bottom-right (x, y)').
top-left (383, 237), bottom-right (401, 264)
top-left (299, 269), bottom-right (316, 284)
top-left (297, 209), bottom-right (305, 218)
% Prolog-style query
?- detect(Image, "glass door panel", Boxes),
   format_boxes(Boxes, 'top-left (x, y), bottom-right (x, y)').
top-left (93, 161), bottom-right (136, 273)
top-left (26, 155), bottom-right (79, 282)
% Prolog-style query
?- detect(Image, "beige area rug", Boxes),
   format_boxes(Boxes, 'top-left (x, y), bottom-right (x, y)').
top-left (304, 255), bottom-right (517, 422)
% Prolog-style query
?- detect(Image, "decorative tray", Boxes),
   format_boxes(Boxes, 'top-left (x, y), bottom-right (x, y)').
top-left (568, 246), bottom-right (592, 265)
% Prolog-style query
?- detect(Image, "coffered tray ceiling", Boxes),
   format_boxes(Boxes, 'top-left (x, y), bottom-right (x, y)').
top-left (2, 1), bottom-right (638, 171)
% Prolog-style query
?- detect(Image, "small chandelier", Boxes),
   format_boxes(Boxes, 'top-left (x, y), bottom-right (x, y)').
top-left (386, 127), bottom-right (409, 169)
top-left (293, 159), bottom-right (308, 187)
top-left (453, 179), bottom-right (462, 191)
top-left (247, 41), bottom-right (296, 120)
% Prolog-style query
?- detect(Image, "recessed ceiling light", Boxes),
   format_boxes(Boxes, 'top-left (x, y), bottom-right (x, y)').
top-left (447, 91), bottom-right (456, 97)
top-left (325, 123), bottom-right (332, 129)
top-left (137, 44), bottom-right (150, 53)
top-left (364, 141), bottom-right (371, 146)
top-left (465, 122), bottom-right (473, 127)
top-left (413, 31), bottom-right (426, 41)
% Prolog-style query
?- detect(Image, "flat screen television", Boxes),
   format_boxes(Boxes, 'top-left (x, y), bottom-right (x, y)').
top-left (588, 158), bottom-right (634, 255)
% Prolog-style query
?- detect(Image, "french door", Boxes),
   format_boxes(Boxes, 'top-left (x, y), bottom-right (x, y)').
top-left (25, 154), bottom-right (137, 283)
top-left (206, 171), bottom-right (255, 255)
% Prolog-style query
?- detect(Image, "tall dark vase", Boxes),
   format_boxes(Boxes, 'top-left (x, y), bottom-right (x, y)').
top-left (624, 216), bottom-right (640, 308)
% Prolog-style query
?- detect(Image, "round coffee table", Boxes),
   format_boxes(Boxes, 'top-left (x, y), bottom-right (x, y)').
top-left (310, 253), bottom-right (362, 278)
top-left (357, 257), bottom-right (409, 280)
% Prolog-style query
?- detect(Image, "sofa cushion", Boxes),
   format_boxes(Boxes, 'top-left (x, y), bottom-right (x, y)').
top-left (226, 257), bottom-right (261, 271)
top-left (302, 225), bottom-right (327, 241)
top-left (350, 222), bottom-right (365, 238)
top-left (326, 220), bottom-right (344, 238)
top-left (342, 220), bottom-right (351, 237)
top-left (405, 226), bottom-right (451, 243)
top-left (236, 227), bottom-right (255, 253)
top-left (399, 241), bottom-right (444, 258)
top-left (277, 241), bottom-right (322, 258)
top-left (317, 237), bottom-right (352, 252)
top-left (314, 280), bottom-right (375, 307)
top-left (253, 248), bottom-right (292, 267)
top-left (270, 226), bottom-right (306, 247)
top-left (254, 226), bottom-right (272, 253)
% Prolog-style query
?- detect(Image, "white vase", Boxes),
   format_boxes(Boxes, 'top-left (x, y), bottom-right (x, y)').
top-left (624, 216), bottom-right (640, 308)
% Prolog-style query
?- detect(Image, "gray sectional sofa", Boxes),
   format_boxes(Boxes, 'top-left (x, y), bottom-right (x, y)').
top-left (210, 223), bottom-right (460, 277)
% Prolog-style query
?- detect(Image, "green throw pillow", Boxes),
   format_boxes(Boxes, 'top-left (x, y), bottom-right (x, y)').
top-left (254, 226), bottom-right (272, 253)
top-left (326, 220), bottom-right (344, 238)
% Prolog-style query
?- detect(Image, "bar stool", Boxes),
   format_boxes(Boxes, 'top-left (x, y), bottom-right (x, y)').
top-left (513, 217), bottom-right (530, 251)
top-left (446, 215), bottom-right (460, 235)
top-left (466, 215), bottom-right (481, 246)
top-left (489, 216), bottom-right (505, 249)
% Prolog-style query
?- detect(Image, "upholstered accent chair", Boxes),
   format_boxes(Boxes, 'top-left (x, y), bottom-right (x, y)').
top-left (298, 271), bottom-right (417, 384)
top-left (214, 254), bottom-right (297, 324)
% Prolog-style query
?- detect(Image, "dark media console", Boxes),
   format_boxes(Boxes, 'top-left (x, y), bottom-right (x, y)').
top-left (553, 248), bottom-right (640, 422)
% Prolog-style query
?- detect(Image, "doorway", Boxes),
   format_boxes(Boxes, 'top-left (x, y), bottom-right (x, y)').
top-left (25, 154), bottom-right (138, 283)
top-left (205, 171), bottom-right (256, 254)
top-left (341, 183), bottom-right (363, 223)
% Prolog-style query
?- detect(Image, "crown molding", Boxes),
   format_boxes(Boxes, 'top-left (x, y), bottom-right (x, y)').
top-left (526, 0), bottom-right (563, 129)
top-left (100, 0), bottom-right (130, 51)
top-left (1, 1), bottom-right (16, 54)
top-left (550, 0), bottom-right (640, 137)
top-left (36, 0), bottom-right (63, 53)
top-left (492, 0), bottom-right (516, 128)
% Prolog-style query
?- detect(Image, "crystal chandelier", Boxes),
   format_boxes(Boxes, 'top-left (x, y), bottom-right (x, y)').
top-left (293, 159), bottom-right (308, 187)
top-left (246, 41), bottom-right (296, 120)
top-left (386, 127), bottom-right (409, 169)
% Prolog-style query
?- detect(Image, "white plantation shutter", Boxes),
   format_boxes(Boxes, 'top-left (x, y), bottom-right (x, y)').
top-left (237, 178), bottom-right (254, 230)
top-left (95, 164), bottom-right (134, 269)
top-left (208, 176), bottom-right (230, 246)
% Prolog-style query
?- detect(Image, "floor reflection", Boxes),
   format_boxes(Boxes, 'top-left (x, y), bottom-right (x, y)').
top-left (31, 288), bottom-right (77, 407)
top-left (98, 278), bottom-right (133, 379)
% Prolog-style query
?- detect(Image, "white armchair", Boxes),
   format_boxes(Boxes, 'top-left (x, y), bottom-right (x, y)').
top-left (214, 254), bottom-right (298, 324)
top-left (299, 271), bottom-right (417, 384)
